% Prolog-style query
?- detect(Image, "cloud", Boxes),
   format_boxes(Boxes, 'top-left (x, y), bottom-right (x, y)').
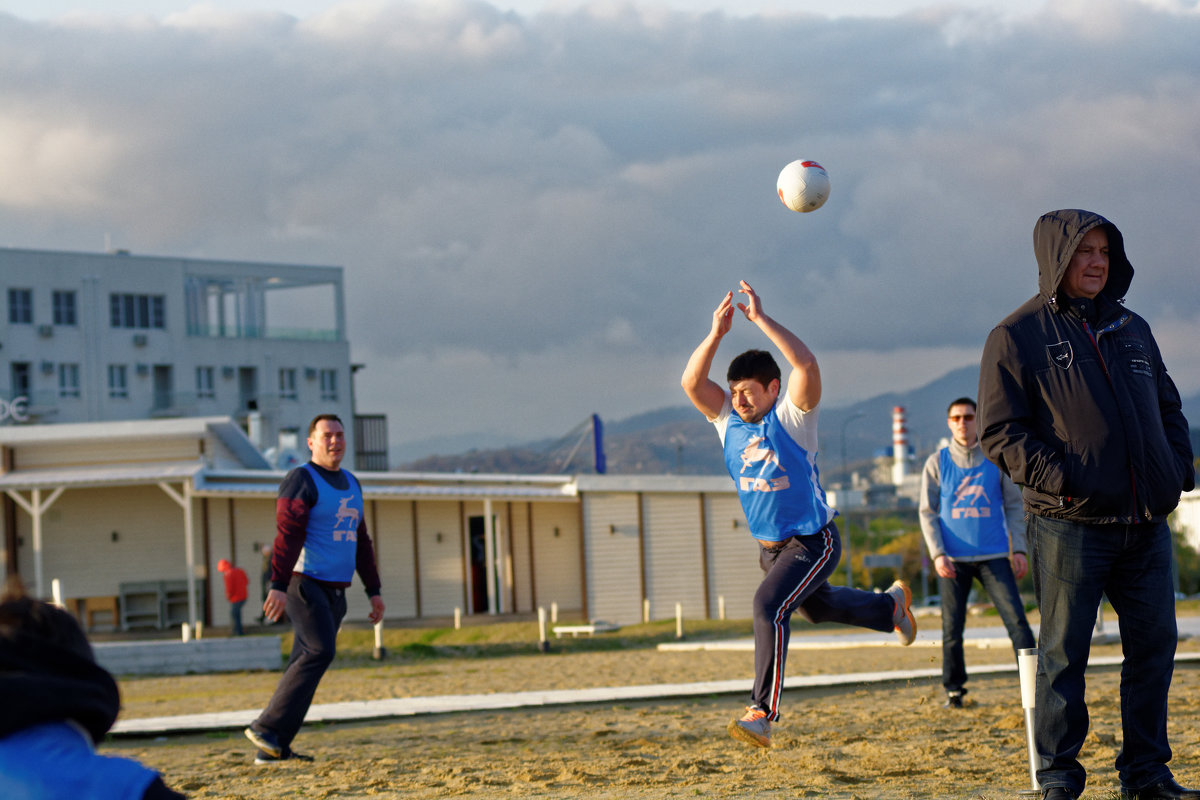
top-left (1, 0), bottom-right (1198, 449)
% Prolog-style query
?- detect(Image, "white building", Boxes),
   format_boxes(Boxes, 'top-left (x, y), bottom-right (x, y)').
top-left (0, 417), bottom-right (760, 631)
top-left (0, 246), bottom-right (376, 465)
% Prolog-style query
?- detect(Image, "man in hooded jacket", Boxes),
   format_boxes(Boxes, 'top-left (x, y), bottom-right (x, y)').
top-left (978, 209), bottom-right (1195, 800)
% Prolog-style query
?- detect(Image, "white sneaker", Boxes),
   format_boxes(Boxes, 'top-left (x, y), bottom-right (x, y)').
top-left (887, 580), bottom-right (917, 646)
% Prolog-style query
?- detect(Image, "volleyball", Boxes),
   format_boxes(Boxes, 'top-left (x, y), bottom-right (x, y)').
top-left (776, 159), bottom-right (830, 213)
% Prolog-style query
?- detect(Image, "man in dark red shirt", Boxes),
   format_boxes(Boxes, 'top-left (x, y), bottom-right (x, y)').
top-left (216, 559), bottom-right (249, 636)
top-left (244, 414), bottom-right (385, 764)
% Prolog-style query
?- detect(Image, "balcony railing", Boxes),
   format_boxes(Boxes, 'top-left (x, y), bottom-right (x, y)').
top-left (186, 324), bottom-right (338, 342)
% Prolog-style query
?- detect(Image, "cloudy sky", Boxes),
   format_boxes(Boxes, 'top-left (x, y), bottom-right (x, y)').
top-left (2, 0), bottom-right (1198, 458)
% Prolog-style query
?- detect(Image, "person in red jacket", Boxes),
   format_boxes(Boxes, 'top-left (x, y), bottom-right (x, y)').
top-left (217, 559), bottom-right (249, 636)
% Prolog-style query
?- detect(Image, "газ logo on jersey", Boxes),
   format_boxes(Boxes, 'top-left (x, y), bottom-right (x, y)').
top-left (739, 436), bottom-right (790, 493)
top-left (333, 497), bottom-right (359, 541)
top-left (951, 475), bottom-right (992, 519)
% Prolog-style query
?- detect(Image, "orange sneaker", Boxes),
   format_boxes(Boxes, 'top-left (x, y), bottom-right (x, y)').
top-left (727, 706), bottom-right (771, 748)
top-left (887, 580), bottom-right (917, 646)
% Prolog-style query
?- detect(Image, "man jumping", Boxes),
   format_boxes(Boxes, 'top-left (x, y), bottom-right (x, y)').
top-left (682, 280), bottom-right (915, 749)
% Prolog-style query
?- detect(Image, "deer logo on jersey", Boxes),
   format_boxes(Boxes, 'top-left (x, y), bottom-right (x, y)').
top-left (951, 475), bottom-right (992, 519)
top-left (333, 496), bottom-right (359, 541)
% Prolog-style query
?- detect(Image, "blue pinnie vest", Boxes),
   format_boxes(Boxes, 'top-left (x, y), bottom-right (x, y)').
top-left (937, 447), bottom-right (1009, 559)
top-left (722, 403), bottom-right (835, 542)
top-left (0, 721), bottom-right (159, 800)
top-left (293, 464), bottom-right (363, 583)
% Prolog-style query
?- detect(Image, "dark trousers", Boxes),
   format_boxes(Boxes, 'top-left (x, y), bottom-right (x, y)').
top-left (751, 524), bottom-right (895, 720)
top-left (230, 600), bottom-right (245, 637)
top-left (1028, 515), bottom-right (1177, 795)
top-left (939, 557), bottom-right (1035, 694)
top-left (251, 575), bottom-right (347, 748)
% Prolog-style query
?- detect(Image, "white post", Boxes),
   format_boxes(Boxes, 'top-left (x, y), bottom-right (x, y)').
top-left (718, 595), bottom-right (726, 621)
top-left (1018, 647), bottom-right (1040, 796)
top-left (551, 601), bottom-right (558, 624)
top-left (373, 620), bottom-right (386, 660)
top-left (51, 578), bottom-right (64, 609)
top-left (195, 621), bottom-right (203, 639)
top-left (675, 602), bottom-right (683, 639)
top-left (454, 607), bottom-right (462, 630)
top-left (643, 598), bottom-right (650, 623)
top-left (537, 606), bottom-right (549, 652)
top-left (181, 622), bottom-right (191, 642)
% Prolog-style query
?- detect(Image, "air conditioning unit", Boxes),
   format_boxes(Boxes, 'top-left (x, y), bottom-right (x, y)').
top-left (40, 360), bottom-right (55, 374)
top-left (37, 325), bottom-right (53, 338)
top-left (136, 363), bottom-right (149, 377)
top-left (304, 368), bottom-right (317, 380)
top-left (132, 334), bottom-right (148, 347)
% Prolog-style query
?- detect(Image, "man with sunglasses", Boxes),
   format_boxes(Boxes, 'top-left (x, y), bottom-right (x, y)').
top-left (919, 396), bottom-right (1034, 710)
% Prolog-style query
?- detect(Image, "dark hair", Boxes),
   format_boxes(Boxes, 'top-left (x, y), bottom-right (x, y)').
top-left (308, 413), bottom-right (344, 436)
top-left (727, 350), bottom-right (781, 389)
top-left (0, 576), bottom-right (94, 664)
top-left (946, 397), bottom-right (976, 415)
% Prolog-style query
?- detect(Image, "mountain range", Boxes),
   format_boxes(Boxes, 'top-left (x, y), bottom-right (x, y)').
top-left (393, 364), bottom-right (1200, 479)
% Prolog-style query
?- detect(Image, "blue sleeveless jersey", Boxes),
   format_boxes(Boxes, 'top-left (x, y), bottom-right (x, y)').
top-left (294, 464), bottom-right (363, 583)
top-left (721, 400), bottom-right (835, 542)
top-left (937, 447), bottom-right (1009, 558)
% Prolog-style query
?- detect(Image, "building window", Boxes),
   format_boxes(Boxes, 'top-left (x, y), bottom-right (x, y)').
top-left (108, 364), bottom-right (128, 398)
top-left (8, 289), bottom-right (32, 324)
top-left (58, 363), bottom-right (80, 398)
top-left (196, 366), bottom-right (215, 400)
top-left (109, 293), bottom-right (165, 329)
top-left (279, 368), bottom-right (297, 400)
top-left (10, 362), bottom-right (31, 397)
top-left (319, 368), bottom-right (337, 402)
top-left (52, 290), bottom-right (77, 326)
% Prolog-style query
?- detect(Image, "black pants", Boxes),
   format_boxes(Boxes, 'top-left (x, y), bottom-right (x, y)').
top-left (751, 524), bottom-right (894, 720)
top-left (251, 575), bottom-right (346, 748)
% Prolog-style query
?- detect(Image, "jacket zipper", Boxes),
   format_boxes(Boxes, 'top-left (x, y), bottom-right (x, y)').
top-left (1083, 320), bottom-right (1142, 520)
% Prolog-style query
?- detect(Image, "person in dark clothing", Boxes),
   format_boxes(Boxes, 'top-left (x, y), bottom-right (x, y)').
top-left (244, 413), bottom-right (385, 764)
top-left (0, 577), bottom-right (185, 799)
top-left (978, 209), bottom-right (1196, 800)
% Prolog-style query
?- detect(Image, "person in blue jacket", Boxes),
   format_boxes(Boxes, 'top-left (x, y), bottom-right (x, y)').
top-left (0, 577), bottom-right (185, 800)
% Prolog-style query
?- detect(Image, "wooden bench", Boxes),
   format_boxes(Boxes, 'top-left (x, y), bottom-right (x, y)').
top-left (72, 596), bottom-right (120, 631)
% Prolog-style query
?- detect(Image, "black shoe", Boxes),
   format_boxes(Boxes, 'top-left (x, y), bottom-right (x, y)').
top-left (1043, 788), bottom-right (1077, 800)
top-left (1120, 778), bottom-right (1200, 799)
top-left (254, 748), bottom-right (314, 765)
top-left (944, 691), bottom-right (964, 709)
top-left (244, 727), bottom-right (282, 758)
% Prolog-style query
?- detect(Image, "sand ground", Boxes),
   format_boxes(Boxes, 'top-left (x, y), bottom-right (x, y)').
top-left (100, 628), bottom-right (1200, 799)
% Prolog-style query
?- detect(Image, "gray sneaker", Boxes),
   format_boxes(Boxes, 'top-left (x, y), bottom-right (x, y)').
top-left (244, 727), bottom-right (283, 758)
top-left (727, 706), bottom-right (771, 748)
top-left (254, 748), bottom-right (314, 765)
top-left (887, 581), bottom-right (917, 646)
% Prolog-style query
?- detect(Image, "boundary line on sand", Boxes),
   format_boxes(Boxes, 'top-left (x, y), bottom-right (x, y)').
top-left (110, 652), bottom-right (1200, 737)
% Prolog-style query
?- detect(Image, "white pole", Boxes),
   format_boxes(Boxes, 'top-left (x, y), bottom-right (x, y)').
top-left (181, 622), bottom-right (191, 642)
top-left (195, 621), bottom-right (203, 639)
top-left (1018, 647), bottom-right (1040, 795)
top-left (643, 598), bottom-right (650, 624)
top-left (537, 606), bottom-right (549, 652)
top-left (718, 595), bottom-right (726, 621)
top-left (51, 578), bottom-right (64, 609)
top-left (373, 620), bottom-right (386, 660)
top-left (454, 607), bottom-right (462, 630)
top-left (675, 602), bottom-right (683, 639)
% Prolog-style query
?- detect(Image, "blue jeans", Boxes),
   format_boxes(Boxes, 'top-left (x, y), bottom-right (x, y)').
top-left (251, 575), bottom-right (347, 749)
top-left (230, 599), bottom-right (245, 636)
top-left (1027, 515), bottom-right (1178, 795)
top-left (939, 557), bottom-right (1035, 694)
